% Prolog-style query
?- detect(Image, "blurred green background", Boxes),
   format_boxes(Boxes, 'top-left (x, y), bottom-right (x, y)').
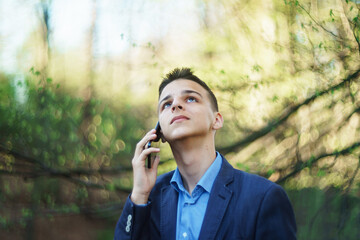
top-left (0, 0), bottom-right (359, 239)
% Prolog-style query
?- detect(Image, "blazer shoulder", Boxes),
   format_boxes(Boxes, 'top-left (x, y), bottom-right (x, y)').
top-left (221, 156), bottom-right (273, 187)
top-left (232, 167), bottom-right (280, 194)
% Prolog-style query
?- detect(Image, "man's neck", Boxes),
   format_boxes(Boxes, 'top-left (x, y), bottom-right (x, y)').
top-left (170, 136), bottom-right (217, 195)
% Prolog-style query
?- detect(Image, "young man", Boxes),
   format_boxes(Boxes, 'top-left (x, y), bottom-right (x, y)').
top-left (114, 68), bottom-right (297, 240)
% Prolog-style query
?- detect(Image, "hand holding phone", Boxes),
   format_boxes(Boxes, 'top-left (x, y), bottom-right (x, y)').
top-left (146, 122), bottom-right (161, 168)
top-left (130, 125), bottom-right (161, 205)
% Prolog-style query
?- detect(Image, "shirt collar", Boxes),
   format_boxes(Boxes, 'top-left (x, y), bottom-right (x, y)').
top-left (170, 152), bottom-right (222, 194)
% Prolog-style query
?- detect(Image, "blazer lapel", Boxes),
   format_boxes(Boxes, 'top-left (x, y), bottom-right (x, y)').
top-left (199, 157), bottom-right (234, 240)
top-left (160, 184), bottom-right (178, 239)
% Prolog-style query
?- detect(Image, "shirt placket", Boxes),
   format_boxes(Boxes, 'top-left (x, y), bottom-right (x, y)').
top-left (179, 187), bottom-right (203, 240)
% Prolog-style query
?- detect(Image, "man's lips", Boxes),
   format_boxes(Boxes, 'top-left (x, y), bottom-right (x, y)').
top-left (170, 115), bottom-right (189, 124)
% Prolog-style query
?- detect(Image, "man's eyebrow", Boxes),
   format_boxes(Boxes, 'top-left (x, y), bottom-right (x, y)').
top-left (182, 89), bottom-right (203, 98)
top-left (159, 95), bottom-right (171, 106)
top-left (159, 89), bottom-right (203, 106)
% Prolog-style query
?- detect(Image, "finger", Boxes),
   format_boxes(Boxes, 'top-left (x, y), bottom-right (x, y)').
top-left (133, 147), bottom-right (160, 166)
top-left (134, 130), bottom-right (157, 155)
top-left (140, 147), bottom-right (160, 159)
top-left (151, 154), bottom-right (161, 170)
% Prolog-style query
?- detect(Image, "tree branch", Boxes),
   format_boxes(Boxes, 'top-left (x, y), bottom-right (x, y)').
top-left (0, 145), bottom-right (133, 192)
top-left (276, 141), bottom-right (360, 184)
top-left (296, 1), bottom-right (344, 41)
top-left (218, 68), bottom-right (360, 155)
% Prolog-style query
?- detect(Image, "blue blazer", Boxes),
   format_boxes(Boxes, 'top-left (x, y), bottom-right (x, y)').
top-left (114, 155), bottom-right (297, 239)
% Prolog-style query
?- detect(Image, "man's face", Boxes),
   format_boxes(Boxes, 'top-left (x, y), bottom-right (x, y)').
top-left (158, 79), bottom-right (219, 142)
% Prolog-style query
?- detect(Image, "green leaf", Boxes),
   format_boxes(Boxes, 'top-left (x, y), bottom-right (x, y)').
top-left (272, 95), bottom-right (279, 102)
top-left (106, 183), bottom-right (115, 191)
top-left (312, 26), bottom-right (319, 32)
top-left (21, 208), bottom-right (33, 218)
top-left (317, 169), bottom-right (326, 177)
top-left (267, 169), bottom-right (275, 177)
top-left (70, 204), bottom-right (80, 213)
top-left (236, 163), bottom-right (250, 172)
top-left (0, 216), bottom-right (7, 227)
top-left (307, 155), bottom-right (316, 167)
top-left (252, 64), bottom-right (262, 72)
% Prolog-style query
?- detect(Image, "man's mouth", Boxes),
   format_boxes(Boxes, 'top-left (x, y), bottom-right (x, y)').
top-left (170, 115), bottom-right (189, 124)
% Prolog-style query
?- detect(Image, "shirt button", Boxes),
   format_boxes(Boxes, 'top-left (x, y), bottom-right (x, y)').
top-left (182, 232), bottom-right (188, 238)
top-left (127, 214), bottom-right (132, 221)
top-left (126, 225), bottom-right (130, 233)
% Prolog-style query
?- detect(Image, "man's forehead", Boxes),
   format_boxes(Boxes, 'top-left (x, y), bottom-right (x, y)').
top-left (159, 79), bottom-right (206, 98)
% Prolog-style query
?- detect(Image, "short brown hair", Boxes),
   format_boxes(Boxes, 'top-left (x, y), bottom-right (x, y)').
top-left (158, 68), bottom-right (218, 111)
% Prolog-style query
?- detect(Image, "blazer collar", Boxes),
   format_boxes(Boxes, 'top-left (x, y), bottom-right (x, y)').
top-left (199, 155), bottom-right (235, 240)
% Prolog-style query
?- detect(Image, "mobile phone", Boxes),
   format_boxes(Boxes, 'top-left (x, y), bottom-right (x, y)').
top-left (146, 122), bottom-right (161, 168)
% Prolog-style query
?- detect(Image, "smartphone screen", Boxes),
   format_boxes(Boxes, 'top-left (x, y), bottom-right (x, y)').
top-left (147, 122), bottom-right (161, 168)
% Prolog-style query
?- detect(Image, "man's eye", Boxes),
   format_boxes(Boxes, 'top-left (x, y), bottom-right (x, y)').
top-left (163, 102), bottom-right (171, 108)
top-left (187, 97), bottom-right (197, 103)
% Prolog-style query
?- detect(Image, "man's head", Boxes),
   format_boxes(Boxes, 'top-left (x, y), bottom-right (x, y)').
top-left (159, 68), bottom-right (218, 112)
top-left (157, 68), bottom-right (223, 143)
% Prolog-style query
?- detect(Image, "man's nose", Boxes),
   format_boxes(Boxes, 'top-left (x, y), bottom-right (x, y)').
top-left (171, 99), bottom-right (183, 112)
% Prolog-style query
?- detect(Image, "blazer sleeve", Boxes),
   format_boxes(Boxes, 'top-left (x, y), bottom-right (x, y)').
top-left (255, 184), bottom-right (297, 240)
top-left (114, 195), bottom-right (152, 240)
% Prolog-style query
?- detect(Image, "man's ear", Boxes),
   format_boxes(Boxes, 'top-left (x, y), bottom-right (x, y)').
top-left (212, 112), bottom-right (223, 130)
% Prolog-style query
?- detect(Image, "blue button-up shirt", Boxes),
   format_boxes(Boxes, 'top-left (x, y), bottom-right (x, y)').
top-left (170, 152), bottom-right (222, 240)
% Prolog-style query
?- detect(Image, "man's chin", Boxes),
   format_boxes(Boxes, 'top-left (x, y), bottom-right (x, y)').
top-left (166, 130), bottom-right (207, 143)
top-left (165, 131), bottom-right (192, 143)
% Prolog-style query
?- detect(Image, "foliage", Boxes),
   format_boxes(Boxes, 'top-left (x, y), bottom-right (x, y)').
top-left (288, 187), bottom-right (360, 240)
top-left (205, 0), bottom-right (360, 191)
top-left (0, 69), bottom-right (151, 231)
